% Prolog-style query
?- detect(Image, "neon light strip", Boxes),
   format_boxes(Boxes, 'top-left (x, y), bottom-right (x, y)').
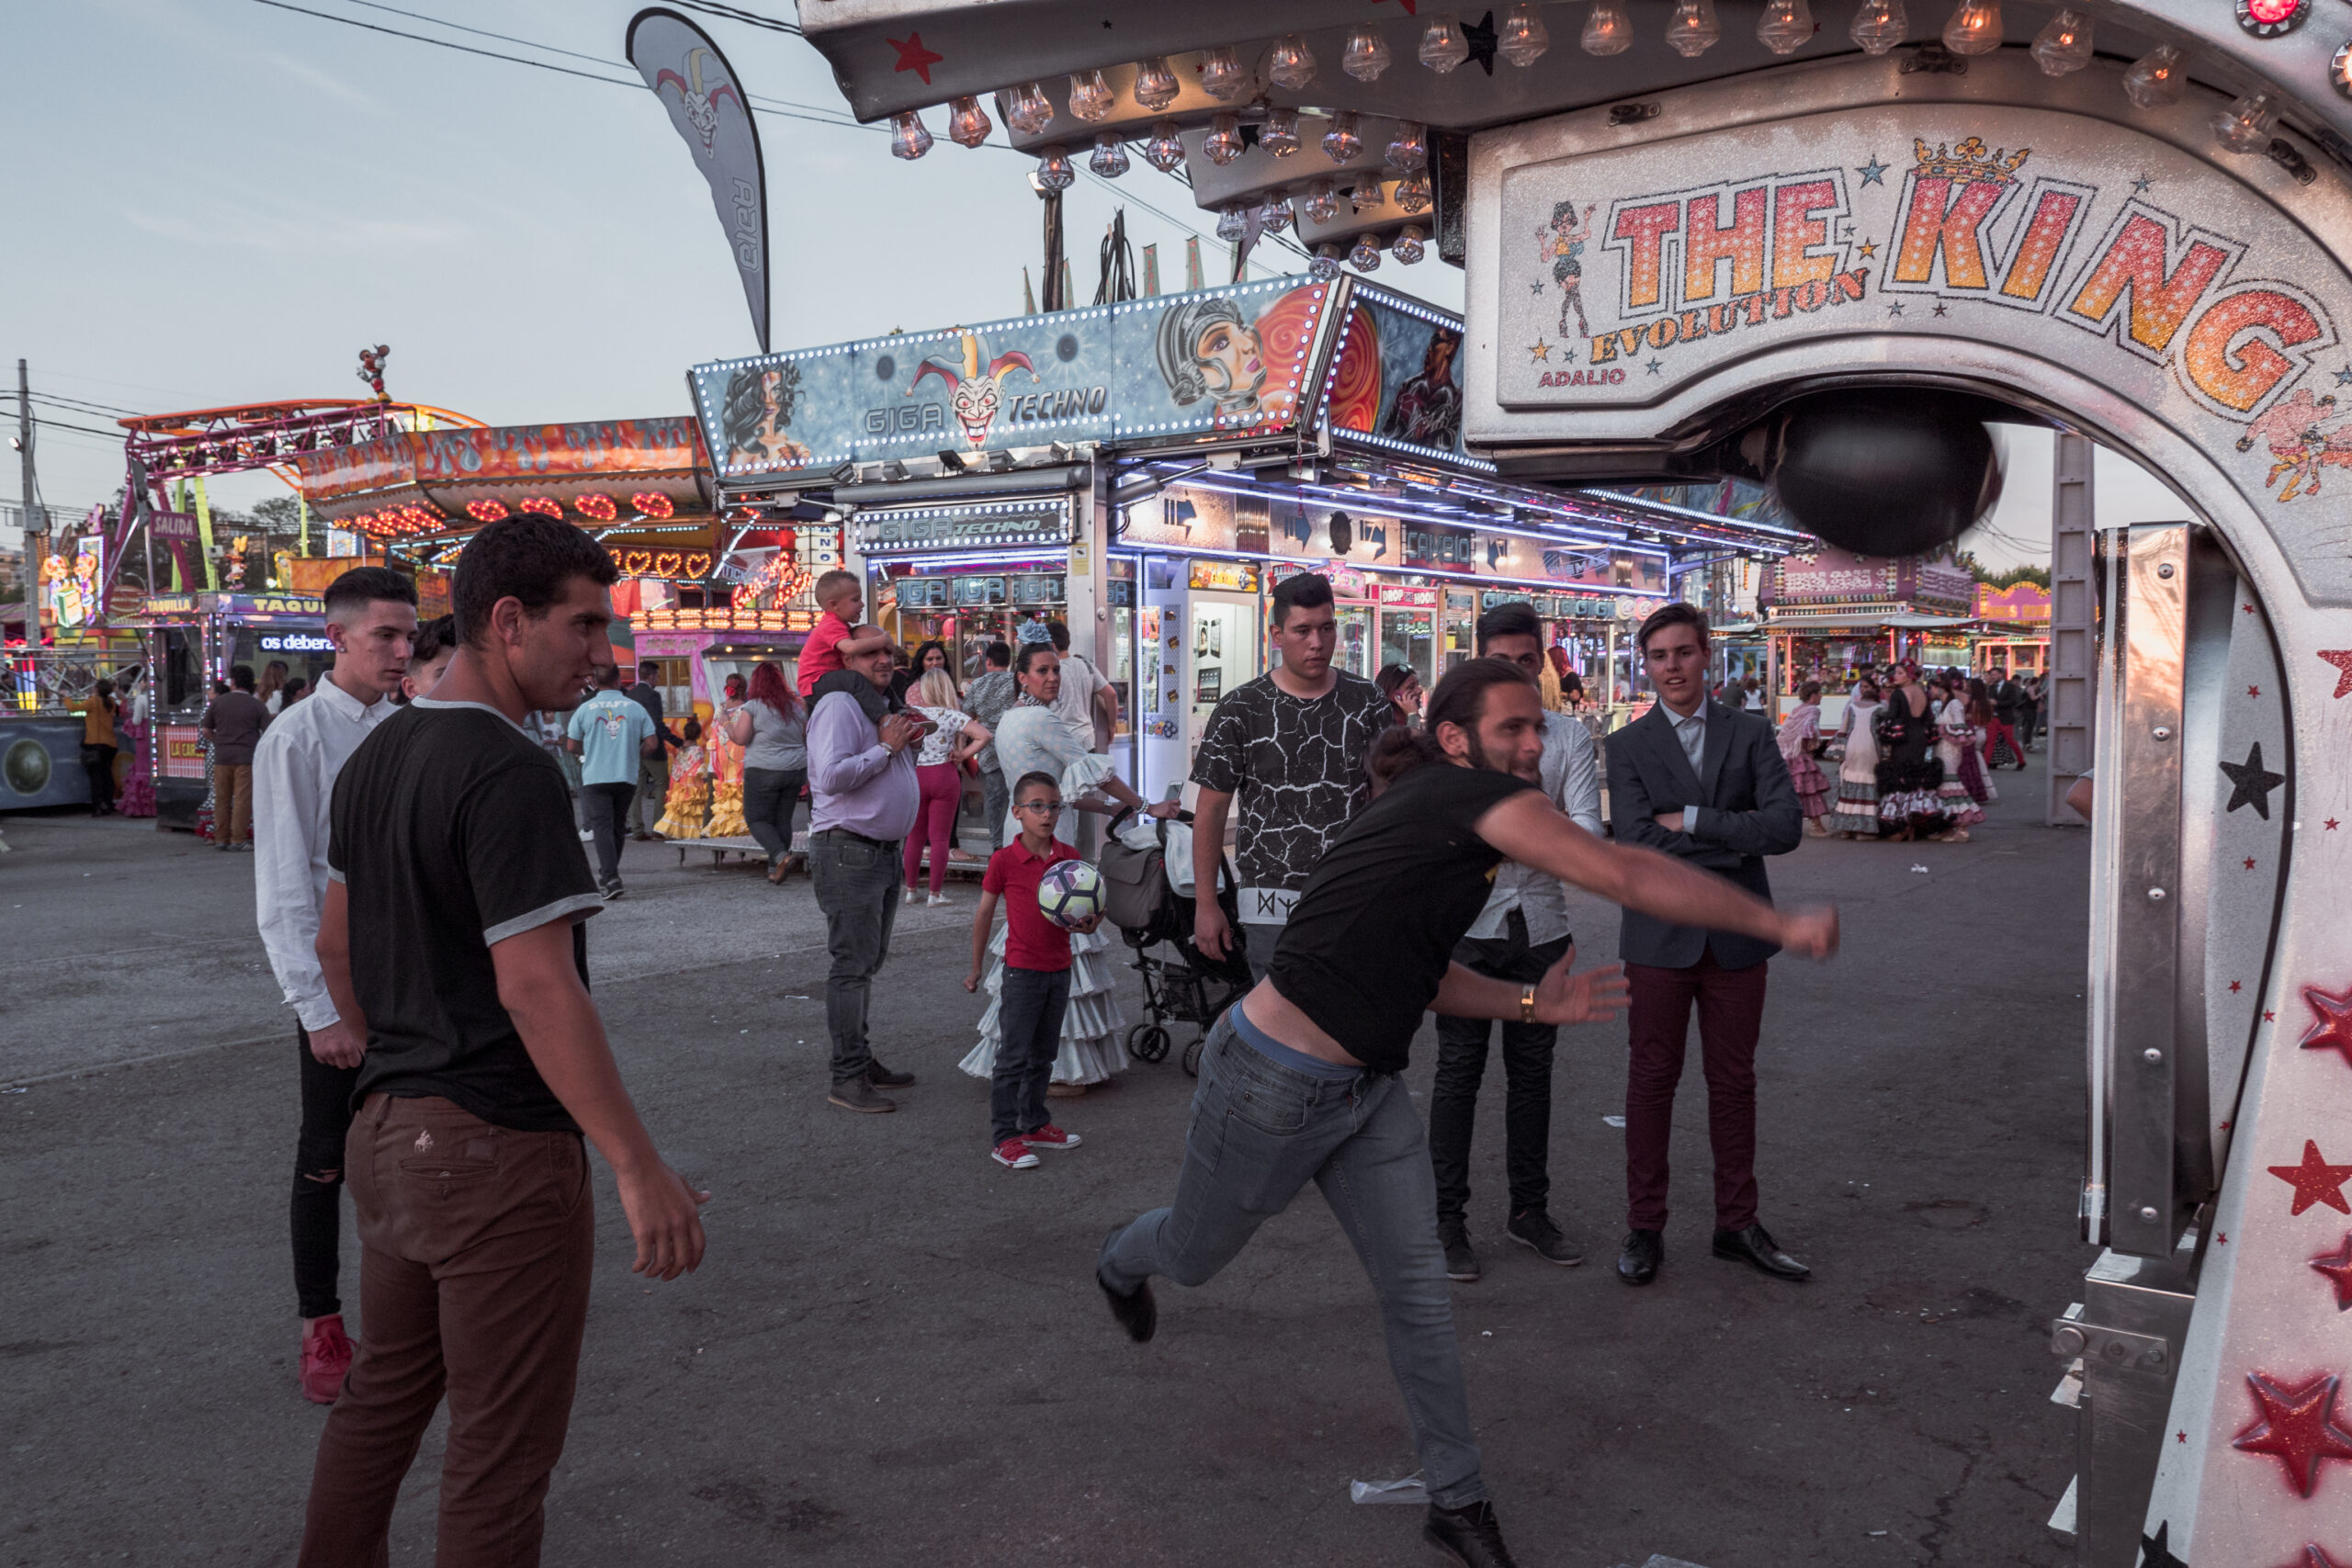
top-left (1121, 540), bottom-right (1667, 602)
top-left (1159, 474), bottom-right (1659, 561)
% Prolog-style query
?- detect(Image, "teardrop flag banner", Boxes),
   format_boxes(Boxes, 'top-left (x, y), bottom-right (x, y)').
top-left (626, 7), bottom-right (771, 353)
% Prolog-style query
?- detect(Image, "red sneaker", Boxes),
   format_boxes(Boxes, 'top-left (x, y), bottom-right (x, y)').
top-left (991, 1136), bottom-right (1039, 1170)
top-left (1022, 1123), bottom-right (1082, 1151)
top-left (300, 1314), bottom-right (354, 1405)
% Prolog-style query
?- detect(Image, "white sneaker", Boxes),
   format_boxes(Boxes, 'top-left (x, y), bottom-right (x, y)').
top-left (901, 886), bottom-right (917, 904)
top-left (926, 893), bottom-right (951, 908)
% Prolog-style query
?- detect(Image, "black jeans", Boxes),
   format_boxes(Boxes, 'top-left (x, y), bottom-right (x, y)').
top-left (81, 743), bottom-right (118, 814)
top-left (809, 829), bottom-right (901, 1085)
top-left (582, 781), bottom-right (636, 886)
top-left (1428, 912), bottom-right (1572, 1228)
top-left (632, 755), bottom-right (668, 833)
top-left (991, 965), bottom-right (1070, 1143)
top-left (743, 766), bottom-right (807, 864)
top-left (293, 1030), bottom-right (363, 1319)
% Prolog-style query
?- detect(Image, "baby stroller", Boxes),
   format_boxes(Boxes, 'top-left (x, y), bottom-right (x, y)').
top-left (1098, 807), bottom-right (1256, 1077)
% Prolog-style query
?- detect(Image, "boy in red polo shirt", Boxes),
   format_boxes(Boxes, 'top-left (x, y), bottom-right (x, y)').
top-left (966, 771), bottom-right (1094, 1169)
top-left (797, 570), bottom-right (895, 698)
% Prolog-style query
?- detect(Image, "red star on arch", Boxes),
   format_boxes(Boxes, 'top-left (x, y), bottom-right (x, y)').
top-left (2324, 649), bottom-right (2352, 700)
top-left (2233, 1371), bottom-right (2352, 1496)
top-left (2251, 684), bottom-right (2264, 698)
top-left (2313, 1235), bottom-right (2352, 1311)
top-left (2247, 857), bottom-right (2260, 870)
top-left (888, 32), bottom-right (944, 85)
top-left (2232, 980), bottom-right (2245, 993)
top-left (2303, 986), bottom-right (2352, 1072)
top-left (2273, 1140), bottom-right (2352, 1216)
top-left (2330, 819), bottom-right (2344, 831)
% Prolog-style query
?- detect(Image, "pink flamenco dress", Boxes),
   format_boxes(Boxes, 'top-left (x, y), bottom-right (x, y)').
top-left (1776, 701), bottom-right (1831, 830)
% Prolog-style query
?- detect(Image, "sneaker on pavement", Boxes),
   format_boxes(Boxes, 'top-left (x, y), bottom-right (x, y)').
top-left (1424, 1500), bottom-right (1520, 1567)
top-left (991, 1136), bottom-right (1040, 1169)
top-left (1440, 1223), bottom-right (1481, 1282)
top-left (900, 886), bottom-right (918, 904)
top-left (828, 1079), bottom-right (898, 1114)
top-left (1505, 1208), bottom-right (1588, 1267)
top-left (865, 1060), bottom-right (916, 1090)
top-left (599, 882), bottom-right (625, 901)
top-left (926, 893), bottom-right (951, 908)
top-left (1022, 1123), bottom-right (1081, 1151)
top-left (300, 1314), bottom-right (354, 1405)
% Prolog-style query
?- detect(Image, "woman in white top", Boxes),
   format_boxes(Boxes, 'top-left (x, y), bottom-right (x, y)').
top-left (902, 668), bottom-right (989, 905)
top-left (960, 643), bottom-right (1175, 1093)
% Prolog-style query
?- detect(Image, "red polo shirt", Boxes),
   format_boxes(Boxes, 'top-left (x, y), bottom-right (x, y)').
top-left (984, 837), bottom-right (1080, 973)
top-left (797, 610), bottom-right (854, 698)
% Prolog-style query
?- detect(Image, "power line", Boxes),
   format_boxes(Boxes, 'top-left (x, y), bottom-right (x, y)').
top-left (667, 0), bottom-right (802, 35)
top-left (247, 0), bottom-right (642, 86)
top-left (329, 0), bottom-right (633, 68)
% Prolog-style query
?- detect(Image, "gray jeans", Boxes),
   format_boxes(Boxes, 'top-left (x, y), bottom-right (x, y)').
top-left (979, 766), bottom-right (1010, 852)
top-left (809, 830), bottom-right (901, 1085)
top-left (632, 754), bottom-right (668, 833)
top-left (1098, 1012), bottom-right (1484, 1508)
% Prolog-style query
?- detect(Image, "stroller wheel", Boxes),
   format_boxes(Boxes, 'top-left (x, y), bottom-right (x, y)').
top-left (1126, 1022), bottom-right (1171, 1064)
top-left (1182, 1033), bottom-right (1204, 1078)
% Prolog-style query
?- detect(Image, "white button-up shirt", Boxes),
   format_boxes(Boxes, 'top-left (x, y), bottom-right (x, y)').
top-left (253, 675), bottom-right (396, 1030)
top-left (1665, 699), bottom-right (1710, 839)
top-left (1466, 711), bottom-right (1603, 946)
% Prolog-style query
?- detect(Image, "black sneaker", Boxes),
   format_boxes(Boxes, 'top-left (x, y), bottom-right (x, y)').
top-left (599, 881), bottom-right (625, 901)
top-left (865, 1060), bottom-right (916, 1089)
top-left (827, 1079), bottom-right (898, 1114)
top-left (1096, 1228), bottom-right (1157, 1343)
top-left (1439, 1223), bottom-right (1481, 1282)
top-left (1505, 1208), bottom-right (1587, 1267)
top-left (1424, 1500), bottom-right (1519, 1567)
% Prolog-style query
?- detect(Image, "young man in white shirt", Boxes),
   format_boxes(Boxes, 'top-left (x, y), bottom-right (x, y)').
top-left (252, 567), bottom-right (419, 1404)
top-left (1045, 618), bottom-right (1116, 753)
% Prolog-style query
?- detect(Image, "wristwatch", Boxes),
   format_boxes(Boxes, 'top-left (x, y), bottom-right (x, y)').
top-left (1520, 983), bottom-right (1538, 1024)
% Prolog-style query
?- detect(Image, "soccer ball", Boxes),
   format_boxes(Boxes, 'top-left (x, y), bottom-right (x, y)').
top-left (1037, 859), bottom-right (1105, 930)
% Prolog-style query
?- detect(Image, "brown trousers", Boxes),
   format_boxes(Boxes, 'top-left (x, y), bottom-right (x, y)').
top-left (1623, 953), bottom-right (1770, 1234)
top-left (300, 1094), bottom-right (594, 1568)
top-left (216, 762), bottom-right (254, 845)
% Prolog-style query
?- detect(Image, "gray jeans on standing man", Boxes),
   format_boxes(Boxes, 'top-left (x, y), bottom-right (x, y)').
top-left (1097, 1010), bottom-right (1485, 1508)
top-left (980, 766), bottom-right (1011, 852)
top-left (809, 829), bottom-right (901, 1086)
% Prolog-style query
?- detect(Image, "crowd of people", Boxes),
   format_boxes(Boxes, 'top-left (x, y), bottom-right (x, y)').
top-left (1797, 663), bottom-right (2043, 843)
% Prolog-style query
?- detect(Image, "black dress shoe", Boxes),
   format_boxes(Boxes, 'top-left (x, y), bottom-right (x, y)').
top-left (1096, 1228), bottom-right (1157, 1344)
top-left (865, 1060), bottom-right (916, 1090)
top-left (1713, 1223), bottom-right (1812, 1280)
top-left (1423, 1500), bottom-right (1520, 1567)
top-left (1617, 1228), bottom-right (1662, 1286)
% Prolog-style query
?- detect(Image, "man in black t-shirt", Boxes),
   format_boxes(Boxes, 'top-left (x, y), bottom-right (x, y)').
top-left (299, 516), bottom-right (708, 1566)
top-left (1099, 660), bottom-right (1837, 1568)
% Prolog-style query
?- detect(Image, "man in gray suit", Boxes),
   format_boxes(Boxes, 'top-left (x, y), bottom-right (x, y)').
top-left (1606, 603), bottom-right (1807, 1288)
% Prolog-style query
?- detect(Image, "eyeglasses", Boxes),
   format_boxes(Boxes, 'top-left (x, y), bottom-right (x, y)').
top-left (1014, 800), bottom-right (1063, 813)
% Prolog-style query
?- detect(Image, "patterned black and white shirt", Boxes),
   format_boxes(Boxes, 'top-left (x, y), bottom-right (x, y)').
top-left (1191, 671), bottom-right (1393, 924)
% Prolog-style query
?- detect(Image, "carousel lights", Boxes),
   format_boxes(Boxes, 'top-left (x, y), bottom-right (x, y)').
top-left (1258, 189), bottom-right (1295, 233)
top-left (1270, 33), bottom-right (1318, 90)
top-left (1005, 82), bottom-right (1055, 137)
top-left (518, 497), bottom-right (563, 519)
top-left (1132, 56), bottom-right (1181, 111)
top-left (1394, 168), bottom-right (1434, 214)
top-left (1067, 68), bottom-right (1114, 122)
top-left (1143, 119), bottom-right (1186, 171)
top-left (2030, 8), bottom-right (2092, 73)
top-left (1665, 0), bottom-right (1723, 57)
top-left (1198, 44), bottom-right (1250, 101)
top-left (1419, 14), bottom-right (1473, 73)
top-left (1342, 24), bottom-right (1394, 81)
top-left (631, 492), bottom-right (675, 519)
top-left (465, 500), bottom-right (509, 523)
top-left (2236, 0), bottom-right (2310, 39)
top-left (1940, 0), bottom-right (2002, 55)
top-left (575, 493), bottom-right (618, 522)
top-left (1089, 132), bottom-right (1129, 177)
top-left (1216, 204), bottom-right (1249, 243)
top-left (2121, 44), bottom-right (2186, 107)
top-left (1756, 0), bottom-right (1815, 54)
top-left (1849, 0), bottom-right (1906, 52)
top-left (889, 110), bottom-right (933, 160)
top-left (947, 96), bottom-right (993, 147)
top-left (1303, 178), bottom-right (1343, 224)
top-left (1261, 105), bottom-right (1303, 157)
top-left (1204, 112), bottom-right (1244, 165)
top-left (1582, 0), bottom-right (1635, 55)
top-left (1350, 233), bottom-right (1385, 272)
top-left (1034, 144), bottom-right (1076, 190)
top-left (1310, 243), bottom-right (1345, 280)
top-left (1385, 120), bottom-right (1429, 171)
top-left (1322, 109), bottom-right (1363, 164)
top-left (1499, 3), bottom-right (1552, 64)
top-left (1392, 224), bottom-right (1428, 265)
top-left (1351, 174), bottom-right (1387, 210)
top-left (2212, 89), bottom-right (2277, 152)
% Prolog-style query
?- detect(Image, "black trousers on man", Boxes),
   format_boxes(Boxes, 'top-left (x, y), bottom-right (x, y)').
top-left (582, 781), bottom-right (636, 887)
top-left (293, 1030), bottom-right (362, 1319)
top-left (1429, 909), bottom-right (1572, 1228)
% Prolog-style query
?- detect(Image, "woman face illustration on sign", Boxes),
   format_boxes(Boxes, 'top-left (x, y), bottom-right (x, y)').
top-left (1156, 297), bottom-right (1272, 421)
top-left (720, 364), bottom-right (812, 468)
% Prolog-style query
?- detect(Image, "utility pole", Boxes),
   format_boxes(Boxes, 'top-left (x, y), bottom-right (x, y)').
top-left (17, 358), bottom-right (42, 609)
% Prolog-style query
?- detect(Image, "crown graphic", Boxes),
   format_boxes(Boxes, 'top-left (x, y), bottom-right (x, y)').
top-left (1910, 136), bottom-right (2030, 186)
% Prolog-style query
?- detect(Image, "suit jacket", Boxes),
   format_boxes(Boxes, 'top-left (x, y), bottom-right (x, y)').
top-left (1606, 698), bottom-right (1803, 971)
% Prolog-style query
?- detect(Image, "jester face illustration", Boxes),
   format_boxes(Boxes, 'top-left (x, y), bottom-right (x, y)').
top-left (911, 331), bottom-right (1039, 448)
top-left (655, 48), bottom-right (742, 157)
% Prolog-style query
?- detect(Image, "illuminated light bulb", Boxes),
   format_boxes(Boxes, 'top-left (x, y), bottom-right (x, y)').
top-left (1259, 190), bottom-right (1295, 233)
top-left (1034, 144), bottom-right (1075, 190)
top-left (1419, 14), bottom-right (1472, 72)
top-left (1393, 224), bottom-right (1428, 265)
top-left (1394, 169), bottom-right (1434, 213)
top-left (1351, 174), bottom-right (1387, 210)
top-left (1350, 234), bottom-right (1385, 272)
top-left (1142, 118), bottom-right (1186, 171)
top-left (1261, 105), bottom-right (1303, 157)
top-left (1006, 83), bottom-right (1055, 136)
top-left (1664, 0), bottom-right (1722, 57)
top-left (1133, 57), bottom-right (1181, 111)
top-left (1386, 119), bottom-right (1429, 171)
top-left (1090, 133), bottom-right (1129, 177)
top-left (1216, 205), bottom-right (1249, 243)
top-left (1304, 177), bottom-right (1343, 224)
top-left (2029, 8), bottom-right (2092, 73)
top-left (1342, 24), bottom-right (1394, 80)
top-left (1322, 109), bottom-right (1363, 164)
top-left (2120, 44), bottom-right (2185, 108)
top-left (1068, 69), bottom-right (1114, 121)
top-left (1939, 0), bottom-right (2002, 55)
top-left (947, 96), bottom-right (993, 148)
top-left (1499, 3), bottom-right (1552, 64)
top-left (889, 111), bottom-right (933, 160)
top-left (1197, 44), bottom-right (1250, 101)
top-left (1270, 33), bottom-right (1317, 89)
top-left (1848, 0), bottom-right (1907, 53)
top-left (1310, 243), bottom-right (1345, 281)
top-left (1756, 0), bottom-right (1815, 54)
top-left (1582, 0), bottom-right (1634, 54)
top-left (2212, 90), bottom-right (2276, 153)
top-left (1203, 112), bottom-right (1244, 165)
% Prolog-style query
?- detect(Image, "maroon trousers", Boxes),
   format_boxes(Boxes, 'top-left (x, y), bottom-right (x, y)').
top-left (1623, 953), bottom-right (1770, 1233)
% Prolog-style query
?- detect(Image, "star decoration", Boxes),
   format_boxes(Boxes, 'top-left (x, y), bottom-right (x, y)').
top-left (1563, 345), bottom-right (1579, 363)
top-left (2222, 1230), bottom-right (2233, 1242)
top-left (2142, 1521), bottom-right (2188, 1568)
top-left (1932, 302), bottom-right (1950, 317)
top-left (2322, 649), bottom-right (2352, 699)
top-left (2273, 1139), bottom-right (2352, 1216)
top-left (2301, 985), bottom-right (2352, 1071)
top-left (2177, 1431), bottom-right (2188, 1443)
top-left (1528, 338), bottom-right (1551, 363)
top-left (2268, 1011), bottom-right (2280, 1022)
top-left (2221, 741), bottom-right (2288, 818)
top-left (2233, 1371), bottom-right (2352, 1496)
top-left (2337, 367), bottom-right (2352, 388)
top-left (2251, 684), bottom-right (2264, 697)
top-left (2132, 175), bottom-right (2156, 194)
top-left (1857, 155), bottom-right (1890, 186)
top-left (2246, 602), bottom-right (2258, 614)
top-left (2232, 980), bottom-right (2245, 992)
top-left (1462, 10), bottom-right (1500, 74)
top-left (1857, 240), bottom-right (1879, 259)
top-left (1645, 358), bottom-right (1664, 375)
top-left (1887, 301), bottom-right (1905, 317)
top-left (2247, 857), bottom-right (2260, 870)
top-left (2312, 1234), bottom-right (2352, 1310)
top-left (887, 32), bottom-right (944, 84)
top-left (1531, 281), bottom-right (1547, 295)
top-left (2329, 819), bottom-right (2342, 830)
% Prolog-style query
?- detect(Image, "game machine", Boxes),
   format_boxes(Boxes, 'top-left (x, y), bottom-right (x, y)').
top-left (1374, 581), bottom-right (1442, 687)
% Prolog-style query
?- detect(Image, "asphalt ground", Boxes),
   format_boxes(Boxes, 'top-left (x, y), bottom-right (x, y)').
top-left (1, 756), bottom-right (2093, 1568)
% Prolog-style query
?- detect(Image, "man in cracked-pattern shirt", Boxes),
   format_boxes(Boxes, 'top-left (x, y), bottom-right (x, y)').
top-left (1191, 571), bottom-right (1393, 982)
